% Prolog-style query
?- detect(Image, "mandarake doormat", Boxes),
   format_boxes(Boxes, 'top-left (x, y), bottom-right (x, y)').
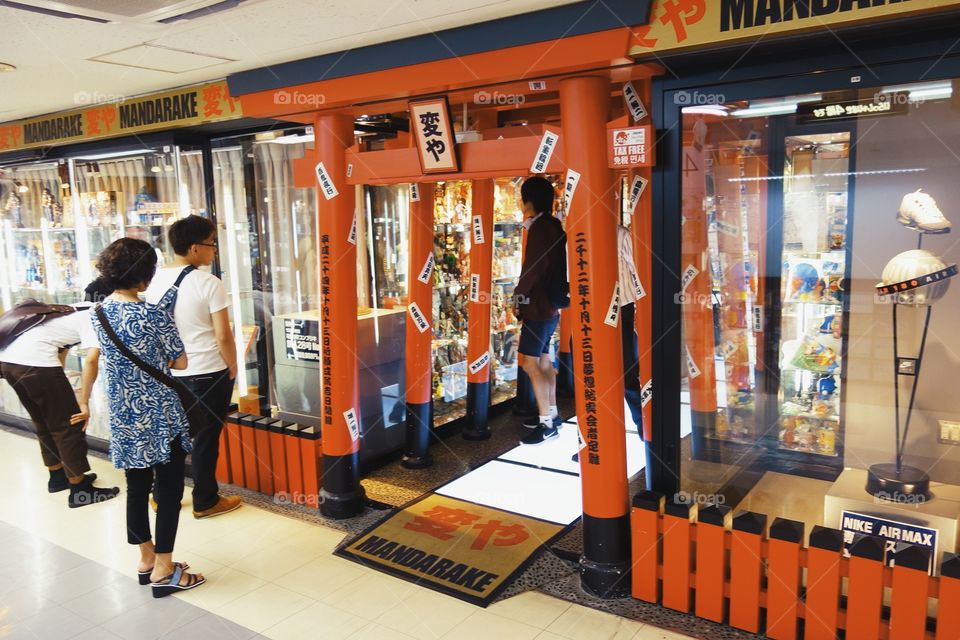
top-left (335, 492), bottom-right (570, 606)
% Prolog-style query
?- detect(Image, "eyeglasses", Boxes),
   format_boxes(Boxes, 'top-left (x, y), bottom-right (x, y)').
top-left (196, 242), bottom-right (218, 249)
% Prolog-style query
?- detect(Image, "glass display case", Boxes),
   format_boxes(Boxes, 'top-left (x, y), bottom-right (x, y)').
top-left (0, 146), bottom-right (210, 442)
top-left (491, 177), bottom-right (524, 406)
top-left (432, 180), bottom-right (472, 424)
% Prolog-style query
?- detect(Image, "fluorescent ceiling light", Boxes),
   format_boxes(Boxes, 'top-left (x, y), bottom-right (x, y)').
top-left (682, 106), bottom-right (729, 117)
top-left (71, 149), bottom-right (153, 161)
top-left (879, 80), bottom-right (952, 103)
top-left (731, 103), bottom-right (798, 117)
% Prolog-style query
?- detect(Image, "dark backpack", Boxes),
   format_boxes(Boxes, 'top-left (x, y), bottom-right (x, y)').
top-left (0, 299), bottom-right (77, 350)
top-left (547, 227), bottom-right (571, 310)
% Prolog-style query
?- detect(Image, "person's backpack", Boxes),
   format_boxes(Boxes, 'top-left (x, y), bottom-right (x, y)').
top-left (547, 227), bottom-right (571, 310)
top-left (0, 299), bottom-right (76, 350)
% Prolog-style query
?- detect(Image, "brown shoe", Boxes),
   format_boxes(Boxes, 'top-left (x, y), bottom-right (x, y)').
top-left (193, 495), bottom-right (242, 519)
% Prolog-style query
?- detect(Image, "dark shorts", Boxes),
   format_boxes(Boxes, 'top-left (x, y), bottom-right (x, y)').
top-left (518, 314), bottom-right (560, 358)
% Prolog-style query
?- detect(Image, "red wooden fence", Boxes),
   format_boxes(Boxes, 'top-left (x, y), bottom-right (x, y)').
top-left (631, 491), bottom-right (960, 639)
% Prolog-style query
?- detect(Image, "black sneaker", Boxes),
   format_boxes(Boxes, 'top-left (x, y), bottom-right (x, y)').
top-left (520, 424), bottom-right (559, 445)
top-left (68, 478), bottom-right (119, 508)
top-left (522, 414), bottom-right (563, 429)
top-left (48, 472), bottom-right (98, 493)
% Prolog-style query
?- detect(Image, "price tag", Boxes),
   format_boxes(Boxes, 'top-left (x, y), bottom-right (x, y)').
top-left (469, 352), bottom-right (491, 374)
top-left (469, 273), bottom-right (481, 302)
top-left (417, 253), bottom-right (434, 284)
top-left (410, 183), bottom-right (420, 202)
top-left (629, 175), bottom-right (648, 215)
top-left (347, 211), bottom-right (357, 245)
top-left (531, 130), bottom-right (560, 173)
top-left (408, 302), bottom-right (430, 333)
top-left (315, 162), bottom-right (339, 200)
top-left (343, 408), bottom-right (360, 442)
top-left (623, 82), bottom-right (648, 122)
top-left (472, 215), bottom-right (485, 244)
top-left (681, 264), bottom-right (699, 291)
top-left (604, 283), bottom-right (621, 327)
top-left (686, 345), bottom-right (701, 379)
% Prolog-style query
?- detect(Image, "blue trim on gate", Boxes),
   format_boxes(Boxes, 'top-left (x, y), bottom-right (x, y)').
top-left (226, 0), bottom-right (652, 96)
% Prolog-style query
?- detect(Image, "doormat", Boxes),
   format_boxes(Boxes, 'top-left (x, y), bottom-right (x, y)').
top-left (335, 492), bottom-right (569, 606)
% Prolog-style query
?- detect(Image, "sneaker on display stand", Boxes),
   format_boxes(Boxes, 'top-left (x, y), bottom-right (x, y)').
top-left (897, 189), bottom-right (951, 233)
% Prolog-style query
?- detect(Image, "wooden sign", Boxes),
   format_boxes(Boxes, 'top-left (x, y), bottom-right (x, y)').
top-left (409, 97), bottom-right (459, 174)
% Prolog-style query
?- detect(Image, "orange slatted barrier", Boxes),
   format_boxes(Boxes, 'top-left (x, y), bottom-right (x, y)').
top-left (729, 512), bottom-right (765, 634)
top-left (661, 501), bottom-right (694, 613)
top-left (694, 505), bottom-right (728, 622)
top-left (282, 422), bottom-right (304, 504)
top-left (238, 414), bottom-right (260, 492)
top-left (630, 499), bottom-right (947, 639)
top-left (766, 518), bottom-right (804, 640)
top-left (630, 491), bottom-right (663, 603)
top-left (225, 413), bottom-right (245, 488)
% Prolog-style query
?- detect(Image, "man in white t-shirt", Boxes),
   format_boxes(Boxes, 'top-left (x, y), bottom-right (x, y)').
top-left (0, 279), bottom-right (120, 507)
top-left (145, 215), bottom-right (240, 519)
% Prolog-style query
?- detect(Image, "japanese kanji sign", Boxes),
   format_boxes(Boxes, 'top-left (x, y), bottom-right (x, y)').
top-left (410, 183), bottom-right (421, 202)
top-left (628, 174), bottom-right (648, 215)
top-left (608, 125), bottom-right (655, 169)
top-left (531, 130), bottom-right (560, 173)
top-left (563, 169), bottom-right (581, 213)
top-left (469, 352), bottom-right (491, 375)
top-left (622, 82), bottom-right (648, 122)
top-left (337, 493), bottom-right (566, 605)
top-left (409, 97), bottom-right (459, 174)
top-left (0, 80), bottom-right (241, 152)
top-left (315, 162), bottom-right (339, 200)
top-left (408, 302), bottom-right (430, 333)
top-left (628, 0), bottom-right (960, 58)
top-left (343, 408), bottom-right (360, 442)
top-left (469, 273), bottom-right (481, 303)
top-left (417, 253), bottom-right (434, 284)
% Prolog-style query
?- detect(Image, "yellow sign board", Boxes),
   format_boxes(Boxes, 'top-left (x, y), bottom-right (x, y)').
top-left (629, 0), bottom-right (960, 57)
top-left (0, 80), bottom-right (242, 153)
top-left (338, 493), bottom-right (565, 605)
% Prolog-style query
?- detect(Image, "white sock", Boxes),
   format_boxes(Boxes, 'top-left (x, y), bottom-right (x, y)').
top-left (549, 405), bottom-right (558, 418)
top-left (539, 415), bottom-right (552, 427)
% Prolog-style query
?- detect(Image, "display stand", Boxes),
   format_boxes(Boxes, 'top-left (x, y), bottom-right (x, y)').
top-left (869, 207), bottom-right (957, 500)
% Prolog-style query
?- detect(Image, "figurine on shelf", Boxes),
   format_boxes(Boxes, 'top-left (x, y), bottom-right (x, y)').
top-left (787, 262), bottom-right (821, 301)
top-left (4, 190), bottom-right (24, 228)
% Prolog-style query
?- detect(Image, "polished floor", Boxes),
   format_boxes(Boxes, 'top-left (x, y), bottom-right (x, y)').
top-left (0, 429), bottom-right (695, 640)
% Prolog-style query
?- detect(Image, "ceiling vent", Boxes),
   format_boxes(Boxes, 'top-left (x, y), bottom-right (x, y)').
top-left (89, 43), bottom-right (236, 73)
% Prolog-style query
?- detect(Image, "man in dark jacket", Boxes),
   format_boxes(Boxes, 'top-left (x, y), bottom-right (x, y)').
top-left (513, 176), bottom-right (566, 445)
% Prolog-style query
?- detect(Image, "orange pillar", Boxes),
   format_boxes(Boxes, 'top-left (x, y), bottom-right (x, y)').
top-left (403, 185), bottom-right (435, 468)
top-left (561, 75), bottom-right (630, 598)
top-left (315, 112), bottom-right (364, 518)
top-left (464, 179), bottom-right (494, 440)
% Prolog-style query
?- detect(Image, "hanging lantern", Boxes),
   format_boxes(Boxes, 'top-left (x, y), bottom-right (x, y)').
top-left (877, 249), bottom-right (956, 306)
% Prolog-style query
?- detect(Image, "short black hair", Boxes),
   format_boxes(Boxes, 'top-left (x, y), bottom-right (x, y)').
top-left (169, 215), bottom-right (216, 256)
top-left (95, 238), bottom-right (157, 291)
top-left (83, 277), bottom-right (113, 303)
top-left (521, 176), bottom-right (555, 215)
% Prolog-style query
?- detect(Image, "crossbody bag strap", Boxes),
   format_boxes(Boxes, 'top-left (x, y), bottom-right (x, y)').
top-left (165, 265), bottom-right (197, 312)
top-left (94, 304), bottom-right (187, 396)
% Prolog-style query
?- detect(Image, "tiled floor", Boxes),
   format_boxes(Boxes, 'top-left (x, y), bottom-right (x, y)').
top-left (0, 428), bottom-right (695, 640)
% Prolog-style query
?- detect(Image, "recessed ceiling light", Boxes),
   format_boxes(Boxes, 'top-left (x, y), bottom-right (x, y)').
top-left (0, 62), bottom-right (16, 72)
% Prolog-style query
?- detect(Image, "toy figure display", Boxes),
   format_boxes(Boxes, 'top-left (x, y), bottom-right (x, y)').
top-left (4, 190), bottom-right (24, 228)
top-left (16, 239), bottom-right (44, 287)
top-left (40, 188), bottom-right (65, 227)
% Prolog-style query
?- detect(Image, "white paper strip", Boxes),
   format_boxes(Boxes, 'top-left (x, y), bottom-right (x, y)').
top-left (469, 352), bottom-right (491, 375)
top-left (343, 408), bottom-right (360, 442)
top-left (315, 162), bottom-right (339, 200)
top-left (604, 283), bottom-right (621, 327)
top-left (531, 130), bottom-right (560, 173)
top-left (417, 253), bottom-right (434, 284)
top-left (408, 302), bottom-right (430, 333)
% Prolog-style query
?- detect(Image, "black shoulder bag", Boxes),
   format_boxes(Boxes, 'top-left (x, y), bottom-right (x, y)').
top-left (94, 304), bottom-right (206, 438)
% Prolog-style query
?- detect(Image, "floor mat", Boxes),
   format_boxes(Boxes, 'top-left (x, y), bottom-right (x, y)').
top-left (335, 492), bottom-right (571, 606)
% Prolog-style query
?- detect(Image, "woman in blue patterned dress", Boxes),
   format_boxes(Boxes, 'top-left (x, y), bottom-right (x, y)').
top-left (83, 238), bottom-right (205, 597)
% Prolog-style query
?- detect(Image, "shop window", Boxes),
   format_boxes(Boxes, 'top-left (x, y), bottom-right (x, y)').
top-left (679, 78), bottom-right (960, 571)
